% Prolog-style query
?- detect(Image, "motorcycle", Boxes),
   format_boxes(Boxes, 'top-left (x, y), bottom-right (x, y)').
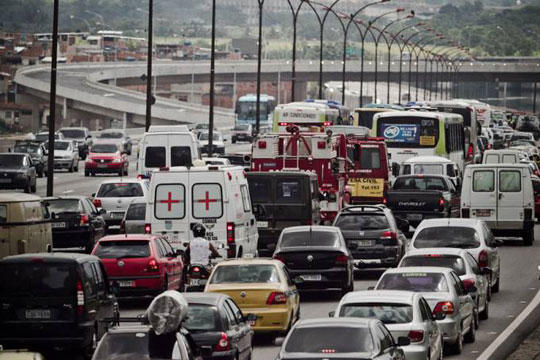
top-left (184, 263), bottom-right (211, 292)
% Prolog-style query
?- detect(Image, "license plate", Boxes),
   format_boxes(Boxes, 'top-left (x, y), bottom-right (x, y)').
top-left (51, 222), bottom-right (66, 228)
top-left (300, 274), bottom-right (322, 281)
top-left (475, 209), bottom-right (491, 217)
top-left (407, 214), bottom-right (423, 221)
top-left (0, 179), bottom-right (11, 183)
top-left (356, 240), bottom-right (375, 247)
top-left (257, 221), bottom-right (268, 228)
top-left (247, 319), bottom-right (256, 326)
top-left (111, 212), bottom-right (124, 218)
top-left (26, 309), bottom-right (51, 319)
top-left (119, 280), bottom-right (134, 287)
top-left (98, 164), bottom-right (108, 168)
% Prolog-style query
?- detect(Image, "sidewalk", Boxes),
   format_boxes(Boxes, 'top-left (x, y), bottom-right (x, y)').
top-left (508, 323), bottom-right (540, 360)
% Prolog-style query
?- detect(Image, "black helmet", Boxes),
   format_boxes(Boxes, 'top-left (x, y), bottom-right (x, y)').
top-left (192, 223), bottom-right (206, 238)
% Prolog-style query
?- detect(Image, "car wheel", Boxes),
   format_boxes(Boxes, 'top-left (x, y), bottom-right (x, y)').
top-left (85, 170), bottom-right (90, 177)
top-left (486, 280), bottom-right (492, 301)
top-left (91, 172), bottom-right (96, 177)
top-left (232, 137), bottom-right (236, 144)
top-left (68, 162), bottom-right (74, 173)
top-left (523, 229), bottom-right (534, 246)
top-left (24, 181), bottom-right (30, 193)
top-left (438, 337), bottom-right (444, 360)
top-left (464, 317), bottom-right (476, 343)
top-left (31, 182), bottom-right (37, 193)
top-left (448, 327), bottom-right (463, 354)
top-left (492, 274), bottom-right (500, 293)
top-left (83, 328), bottom-right (97, 360)
top-left (74, 163), bottom-right (79, 172)
top-left (85, 236), bottom-right (95, 254)
top-left (38, 167), bottom-right (44, 178)
top-left (480, 296), bottom-right (489, 320)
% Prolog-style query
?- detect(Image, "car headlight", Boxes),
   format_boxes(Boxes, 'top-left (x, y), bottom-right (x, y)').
top-left (17, 172), bottom-right (26, 178)
top-left (113, 158), bottom-right (121, 163)
top-left (64, 155), bottom-right (72, 159)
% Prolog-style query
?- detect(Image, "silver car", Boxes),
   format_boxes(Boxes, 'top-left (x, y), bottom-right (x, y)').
top-left (399, 248), bottom-right (491, 321)
top-left (375, 267), bottom-right (476, 355)
top-left (332, 290), bottom-right (444, 360)
top-left (409, 218), bottom-right (502, 297)
top-left (121, 198), bottom-right (146, 234)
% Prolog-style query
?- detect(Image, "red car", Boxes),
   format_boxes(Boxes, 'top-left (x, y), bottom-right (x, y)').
top-left (92, 234), bottom-right (184, 297)
top-left (85, 141), bottom-right (129, 177)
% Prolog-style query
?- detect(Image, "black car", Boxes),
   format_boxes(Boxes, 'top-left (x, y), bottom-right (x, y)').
top-left (0, 253), bottom-right (119, 356)
top-left (183, 293), bottom-right (254, 360)
top-left (44, 196), bottom-right (107, 253)
top-left (59, 127), bottom-right (92, 160)
top-left (0, 153), bottom-right (37, 193)
top-left (13, 140), bottom-right (48, 177)
top-left (333, 205), bottom-right (408, 269)
top-left (273, 226), bottom-right (354, 295)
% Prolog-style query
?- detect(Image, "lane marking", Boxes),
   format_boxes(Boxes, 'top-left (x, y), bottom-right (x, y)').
top-left (62, 190), bottom-right (74, 194)
top-left (520, 301), bottom-right (527, 304)
top-left (487, 332), bottom-right (498, 335)
top-left (507, 315), bottom-right (515, 318)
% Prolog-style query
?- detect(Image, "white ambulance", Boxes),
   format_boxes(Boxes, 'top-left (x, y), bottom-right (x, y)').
top-left (145, 165), bottom-right (259, 259)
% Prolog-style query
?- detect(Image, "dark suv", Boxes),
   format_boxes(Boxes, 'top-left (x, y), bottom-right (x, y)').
top-left (0, 253), bottom-right (119, 356)
top-left (332, 205), bottom-right (408, 268)
top-left (59, 127), bottom-right (92, 160)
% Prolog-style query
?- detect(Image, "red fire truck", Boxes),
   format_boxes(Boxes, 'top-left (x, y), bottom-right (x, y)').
top-left (251, 127), bottom-right (349, 224)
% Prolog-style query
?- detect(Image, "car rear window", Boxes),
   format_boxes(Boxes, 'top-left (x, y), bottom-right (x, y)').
top-left (126, 203), bottom-right (146, 220)
top-left (393, 177), bottom-right (447, 191)
top-left (285, 327), bottom-right (374, 353)
top-left (377, 272), bottom-right (449, 292)
top-left (145, 146), bottom-right (166, 168)
top-left (248, 178), bottom-right (272, 203)
top-left (334, 213), bottom-right (389, 231)
top-left (183, 305), bottom-right (218, 331)
top-left (94, 240), bottom-right (151, 259)
top-left (97, 183), bottom-right (144, 197)
top-left (91, 144), bottom-right (119, 153)
top-left (99, 132), bottom-right (123, 139)
top-left (414, 227), bottom-right (480, 249)
top-left (400, 255), bottom-right (466, 276)
top-left (339, 303), bottom-right (413, 324)
top-left (210, 264), bottom-right (280, 284)
top-left (92, 332), bottom-right (150, 358)
top-left (46, 199), bottom-right (81, 214)
top-left (0, 263), bottom-right (78, 297)
top-left (413, 164), bottom-right (443, 175)
top-left (280, 230), bottom-right (340, 247)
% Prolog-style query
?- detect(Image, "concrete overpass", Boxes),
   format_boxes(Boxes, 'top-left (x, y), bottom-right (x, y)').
top-left (14, 59), bottom-right (540, 131)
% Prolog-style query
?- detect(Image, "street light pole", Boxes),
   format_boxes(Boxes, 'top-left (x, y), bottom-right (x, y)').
top-left (47, 0), bottom-right (60, 197)
top-left (70, 15), bottom-right (92, 34)
top-left (208, 0), bottom-right (216, 156)
top-left (255, 0), bottom-right (265, 135)
top-left (144, 0), bottom-right (153, 131)
top-left (286, 0), bottom-right (307, 102)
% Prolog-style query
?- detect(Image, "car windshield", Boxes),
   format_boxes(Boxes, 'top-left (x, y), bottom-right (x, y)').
top-left (401, 255), bottom-right (466, 276)
top-left (0, 154), bottom-right (24, 166)
top-left (99, 132), bottom-right (123, 139)
top-left (47, 199), bottom-right (81, 214)
top-left (339, 303), bottom-right (413, 324)
top-left (183, 305), bottom-right (218, 332)
top-left (414, 227), bottom-right (481, 249)
top-left (377, 272), bottom-right (449, 292)
top-left (94, 240), bottom-right (151, 259)
top-left (285, 326), bottom-right (374, 353)
top-left (199, 133), bottom-right (221, 141)
top-left (393, 177), bottom-right (447, 191)
top-left (334, 213), bottom-right (390, 231)
top-left (413, 164), bottom-right (443, 175)
top-left (60, 129), bottom-right (85, 138)
top-left (92, 332), bottom-right (153, 359)
top-left (0, 263), bottom-right (78, 297)
top-left (234, 125), bottom-right (250, 131)
top-left (14, 144), bottom-right (39, 154)
top-left (126, 203), bottom-right (146, 220)
top-left (97, 183), bottom-right (144, 197)
top-left (92, 144), bottom-right (119, 153)
top-left (210, 264), bottom-right (280, 284)
top-left (280, 230), bottom-right (340, 247)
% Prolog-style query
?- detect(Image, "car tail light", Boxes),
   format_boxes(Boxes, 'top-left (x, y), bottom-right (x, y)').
top-left (273, 255), bottom-right (286, 264)
top-left (463, 278), bottom-right (476, 289)
top-left (439, 197), bottom-right (445, 211)
top-left (382, 197), bottom-right (387, 205)
top-left (258, 141), bottom-right (267, 149)
top-left (433, 301), bottom-right (454, 315)
top-left (80, 214), bottom-right (89, 225)
top-left (227, 223), bottom-right (235, 243)
top-left (144, 223), bottom-right (151, 234)
top-left (467, 144), bottom-right (474, 161)
top-left (215, 332), bottom-right (230, 352)
top-left (317, 141), bottom-right (326, 149)
top-left (137, 174), bottom-right (147, 180)
top-left (192, 266), bottom-right (200, 273)
top-left (77, 280), bottom-right (84, 316)
top-left (335, 254), bottom-right (348, 265)
top-left (536, 196), bottom-right (540, 203)
top-left (267, 292), bottom-right (287, 305)
top-left (93, 199), bottom-right (102, 208)
top-left (380, 231), bottom-right (398, 245)
top-left (461, 208), bottom-right (470, 218)
top-left (478, 250), bottom-right (488, 268)
top-left (279, 122), bottom-right (288, 127)
top-left (408, 330), bottom-right (424, 343)
top-left (323, 121), bottom-right (332, 126)
top-left (525, 208), bottom-right (533, 221)
top-left (147, 258), bottom-right (159, 272)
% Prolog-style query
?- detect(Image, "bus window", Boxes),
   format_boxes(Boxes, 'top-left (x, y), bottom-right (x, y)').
top-left (377, 117), bottom-right (439, 148)
top-left (355, 110), bottom-right (377, 129)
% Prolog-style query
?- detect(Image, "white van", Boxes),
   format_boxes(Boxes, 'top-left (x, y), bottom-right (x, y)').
top-left (482, 149), bottom-right (526, 164)
top-left (461, 164), bottom-right (535, 245)
top-left (145, 165), bottom-right (258, 259)
top-left (399, 155), bottom-right (462, 187)
top-left (137, 130), bottom-right (201, 178)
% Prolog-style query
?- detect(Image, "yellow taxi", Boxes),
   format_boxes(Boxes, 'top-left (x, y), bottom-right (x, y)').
top-left (204, 258), bottom-right (300, 333)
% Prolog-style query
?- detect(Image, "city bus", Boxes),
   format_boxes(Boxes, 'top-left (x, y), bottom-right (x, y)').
top-left (371, 111), bottom-right (465, 175)
top-left (352, 107), bottom-right (397, 129)
top-left (305, 99), bottom-right (352, 125)
top-left (235, 94), bottom-right (276, 127)
top-left (272, 102), bottom-right (340, 132)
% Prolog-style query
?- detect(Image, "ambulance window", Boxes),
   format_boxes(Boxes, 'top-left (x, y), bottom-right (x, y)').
top-left (192, 184), bottom-right (223, 219)
top-left (240, 185), bottom-right (251, 212)
top-left (145, 147), bottom-right (166, 168)
top-left (276, 179), bottom-right (302, 203)
top-left (154, 184), bottom-right (185, 219)
top-left (360, 147), bottom-right (381, 169)
top-left (171, 146), bottom-right (192, 167)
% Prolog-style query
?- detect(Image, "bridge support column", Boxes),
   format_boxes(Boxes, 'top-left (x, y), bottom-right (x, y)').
top-left (294, 81), bottom-right (307, 103)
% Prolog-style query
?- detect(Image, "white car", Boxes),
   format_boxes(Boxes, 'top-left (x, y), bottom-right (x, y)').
top-left (400, 248), bottom-right (491, 320)
top-left (92, 179), bottom-right (149, 232)
top-left (202, 157), bottom-right (231, 166)
top-left (333, 290), bottom-right (444, 360)
top-left (198, 131), bottom-right (226, 154)
top-left (46, 140), bottom-right (79, 172)
top-left (375, 267), bottom-right (476, 355)
top-left (408, 218), bottom-right (502, 294)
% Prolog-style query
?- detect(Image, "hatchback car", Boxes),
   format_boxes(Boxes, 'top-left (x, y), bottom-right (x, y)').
top-left (409, 218), bottom-right (502, 294)
top-left (92, 234), bottom-right (183, 297)
top-left (375, 267), bottom-right (476, 354)
top-left (0, 253), bottom-right (118, 356)
top-left (333, 290), bottom-right (444, 360)
top-left (92, 179), bottom-right (149, 232)
top-left (44, 196), bottom-right (106, 253)
top-left (85, 141), bottom-right (129, 177)
top-left (231, 124), bottom-right (253, 143)
top-left (183, 293), bottom-right (254, 360)
top-left (400, 248), bottom-right (490, 320)
top-left (204, 258), bottom-right (300, 334)
top-left (275, 318), bottom-right (408, 360)
top-left (0, 153), bottom-right (37, 193)
top-left (120, 198), bottom-right (146, 234)
top-left (333, 205), bottom-right (407, 269)
top-left (199, 131), bottom-right (226, 154)
top-left (273, 226), bottom-right (354, 295)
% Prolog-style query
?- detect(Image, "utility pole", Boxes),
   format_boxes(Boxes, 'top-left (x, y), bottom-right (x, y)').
top-left (145, 0), bottom-right (153, 131)
top-left (255, 0), bottom-right (265, 135)
top-left (208, 0), bottom-right (216, 156)
top-left (46, 0), bottom-right (59, 196)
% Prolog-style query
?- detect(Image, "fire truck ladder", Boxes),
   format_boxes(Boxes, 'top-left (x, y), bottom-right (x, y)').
top-left (281, 132), bottom-right (312, 171)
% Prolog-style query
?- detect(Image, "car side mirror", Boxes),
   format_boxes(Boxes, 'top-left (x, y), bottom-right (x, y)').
top-left (328, 311), bottom-right (335, 317)
top-left (397, 218), bottom-right (409, 233)
top-left (99, 208), bottom-right (107, 215)
top-left (495, 239), bottom-right (504, 247)
top-left (392, 162), bottom-right (400, 177)
top-left (91, 193), bottom-right (96, 198)
top-left (245, 313), bottom-right (257, 323)
top-left (466, 285), bottom-right (478, 294)
top-left (200, 346), bottom-right (213, 357)
top-left (481, 267), bottom-right (493, 276)
top-left (274, 337), bottom-right (285, 347)
top-left (433, 312), bottom-right (446, 321)
top-left (396, 336), bottom-right (411, 347)
top-left (175, 249), bottom-right (184, 257)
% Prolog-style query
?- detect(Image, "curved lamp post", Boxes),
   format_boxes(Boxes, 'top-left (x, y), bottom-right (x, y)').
top-left (70, 15), bottom-right (92, 34)
top-left (286, 0), bottom-right (309, 102)
top-left (427, 41), bottom-right (452, 100)
top-left (350, 19), bottom-right (378, 107)
top-left (407, 31), bottom-right (442, 101)
top-left (395, 26), bottom-right (424, 103)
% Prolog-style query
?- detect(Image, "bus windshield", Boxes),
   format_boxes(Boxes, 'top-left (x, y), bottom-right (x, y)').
top-left (355, 110), bottom-right (377, 129)
top-left (377, 116), bottom-right (439, 149)
top-left (237, 101), bottom-right (268, 121)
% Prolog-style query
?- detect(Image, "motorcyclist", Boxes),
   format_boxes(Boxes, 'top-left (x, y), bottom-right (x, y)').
top-left (186, 223), bottom-right (221, 266)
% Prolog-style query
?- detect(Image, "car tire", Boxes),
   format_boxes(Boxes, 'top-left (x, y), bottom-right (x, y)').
top-left (464, 317), bottom-right (476, 343)
top-left (74, 163), bottom-right (79, 172)
top-left (492, 274), bottom-right (500, 293)
top-left (83, 327), bottom-right (97, 360)
top-left (85, 235), bottom-right (95, 254)
top-left (448, 328), bottom-right (463, 355)
top-left (480, 296), bottom-right (489, 320)
top-left (31, 182), bottom-right (37, 193)
top-left (38, 167), bottom-right (44, 178)
top-left (69, 162), bottom-right (74, 173)
top-left (486, 281), bottom-right (492, 301)
top-left (523, 229), bottom-right (534, 246)
top-left (24, 181), bottom-right (30, 193)
top-left (232, 137), bottom-right (236, 144)
top-left (91, 172), bottom-right (96, 177)
top-left (85, 170), bottom-right (90, 177)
